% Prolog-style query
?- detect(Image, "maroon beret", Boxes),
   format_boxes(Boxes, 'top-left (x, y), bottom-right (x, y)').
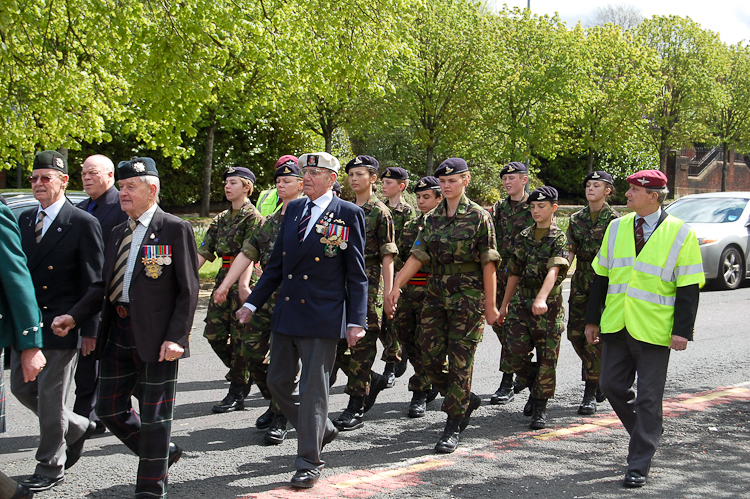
top-left (626, 170), bottom-right (667, 188)
top-left (275, 155), bottom-right (298, 169)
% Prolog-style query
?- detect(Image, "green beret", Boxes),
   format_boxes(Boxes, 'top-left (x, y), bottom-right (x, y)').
top-left (117, 157), bottom-right (159, 180)
top-left (33, 150), bottom-right (67, 174)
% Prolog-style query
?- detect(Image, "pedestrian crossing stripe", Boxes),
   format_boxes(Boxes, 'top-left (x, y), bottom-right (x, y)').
top-left (331, 460), bottom-right (453, 488)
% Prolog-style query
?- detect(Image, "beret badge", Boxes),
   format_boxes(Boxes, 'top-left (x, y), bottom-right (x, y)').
top-left (507, 165), bottom-right (516, 172)
top-left (354, 157), bottom-right (362, 165)
top-left (537, 193), bottom-right (546, 200)
top-left (385, 170), bottom-right (391, 177)
top-left (55, 157), bottom-right (64, 169)
top-left (226, 166), bottom-right (236, 174)
top-left (284, 166), bottom-right (291, 173)
top-left (591, 172), bottom-right (600, 179)
top-left (445, 167), bottom-right (453, 174)
top-left (637, 177), bottom-right (648, 185)
top-left (418, 180), bottom-right (426, 187)
top-left (133, 161), bottom-right (146, 173)
top-left (307, 155), bottom-right (318, 167)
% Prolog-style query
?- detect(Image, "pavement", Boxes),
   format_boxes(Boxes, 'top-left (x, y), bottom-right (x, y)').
top-left (2, 283), bottom-right (750, 498)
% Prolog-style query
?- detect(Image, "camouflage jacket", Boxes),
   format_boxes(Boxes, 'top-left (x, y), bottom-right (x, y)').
top-left (567, 203), bottom-right (620, 296)
top-left (398, 212), bottom-right (425, 265)
top-left (389, 199), bottom-right (416, 271)
top-left (508, 221), bottom-right (569, 294)
top-left (491, 193), bottom-right (534, 265)
top-left (241, 210), bottom-right (284, 270)
top-left (361, 195), bottom-right (398, 264)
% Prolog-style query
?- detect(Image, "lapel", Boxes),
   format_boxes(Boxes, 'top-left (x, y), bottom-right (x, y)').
top-left (131, 206), bottom-right (164, 286)
top-left (28, 201), bottom-right (74, 272)
top-left (20, 208), bottom-right (37, 259)
top-left (291, 195), bottom-right (341, 270)
top-left (104, 222), bottom-right (128, 289)
top-left (96, 187), bottom-right (120, 224)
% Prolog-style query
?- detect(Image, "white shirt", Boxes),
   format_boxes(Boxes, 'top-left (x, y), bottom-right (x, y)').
top-left (122, 203), bottom-right (158, 303)
top-left (302, 190), bottom-right (334, 240)
top-left (36, 198), bottom-right (66, 238)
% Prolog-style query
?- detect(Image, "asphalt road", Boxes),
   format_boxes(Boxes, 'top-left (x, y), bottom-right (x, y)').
top-left (2, 282), bottom-right (750, 498)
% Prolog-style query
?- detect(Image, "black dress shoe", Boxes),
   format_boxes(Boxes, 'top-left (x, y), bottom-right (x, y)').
top-left (459, 392), bottom-right (482, 432)
top-left (490, 373), bottom-right (515, 405)
top-left (623, 470), bottom-right (647, 488)
top-left (65, 420), bottom-right (96, 469)
top-left (333, 396), bottom-right (365, 431)
top-left (20, 474), bottom-right (63, 492)
top-left (408, 391), bottom-right (428, 418)
top-left (290, 468), bottom-right (321, 488)
top-left (264, 414), bottom-right (288, 445)
top-left (383, 363), bottom-right (396, 388)
top-left (322, 425), bottom-right (339, 449)
top-left (255, 404), bottom-right (274, 430)
top-left (9, 483), bottom-right (34, 499)
top-left (168, 442), bottom-right (183, 467)
top-left (435, 417), bottom-right (461, 453)
top-left (364, 373), bottom-right (388, 413)
top-left (93, 420), bottom-right (107, 435)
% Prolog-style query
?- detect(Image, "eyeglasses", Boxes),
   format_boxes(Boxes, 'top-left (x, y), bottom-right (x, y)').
top-left (301, 167), bottom-right (329, 178)
top-left (28, 174), bottom-right (62, 184)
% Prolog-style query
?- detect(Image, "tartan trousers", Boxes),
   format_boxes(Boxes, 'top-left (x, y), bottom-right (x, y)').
top-left (97, 315), bottom-right (178, 499)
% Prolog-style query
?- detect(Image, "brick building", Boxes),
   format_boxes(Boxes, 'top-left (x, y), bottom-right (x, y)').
top-left (667, 146), bottom-right (750, 198)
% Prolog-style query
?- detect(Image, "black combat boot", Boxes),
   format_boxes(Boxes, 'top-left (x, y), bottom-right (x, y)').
top-left (459, 392), bottom-right (482, 432)
top-left (490, 373), bottom-right (515, 405)
top-left (364, 372), bottom-right (388, 413)
top-left (578, 381), bottom-right (598, 415)
top-left (596, 385), bottom-right (607, 403)
top-left (408, 391), bottom-right (429, 418)
top-left (263, 413), bottom-right (289, 445)
top-left (435, 417), bottom-right (461, 453)
top-left (212, 383), bottom-right (246, 413)
top-left (329, 365), bottom-right (339, 387)
top-left (529, 398), bottom-right (548, 430)
top-left (383, 363), bottom-right (397, 388)
top-left (523, 394), bottom-right (534, 417)
top-left (333, 396), bottom-right (366, 431)
top-left (394, 351), bottom-right (409, 378)
top-left (255, 402), bottom-right (274, 429)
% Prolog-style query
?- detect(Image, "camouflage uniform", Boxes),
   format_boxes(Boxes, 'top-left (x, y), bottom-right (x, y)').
top-left (490, 195), bottom-right (535, 373)
top-left (381, 200), bottom-right (416, 364)
top-left (566, 203), bottom-right (620, 382)
top-left (506, 221), bottom-right (569, 400)
top-left (391, 213), bottom-right (435, 393)
top-left (199, 201), bottom-right (262, 385)
top-left (335, 195), bottom-right (398, 397)
top-left (411, 195), bottom-right (500, 417)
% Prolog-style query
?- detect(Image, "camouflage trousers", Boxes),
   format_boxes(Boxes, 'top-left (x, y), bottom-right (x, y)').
top-left (506, 295), bottom-right (564, 400)
top-left (391, 285), bottom-right (433, 393)
top-left (567, 282), bottom-right (601, 382)
top-left (420, 288), bottom-right (484, 418)
top-left (204, 286), bottom-right (249, 385)
top-left (241, 294), bottom-right (279, 411)
top-left (493, 266), bottom-right (533, 374)
top-left (335, 266), bottom-right (382, 398)
top-left (379, 314), bottom-right (403, 364)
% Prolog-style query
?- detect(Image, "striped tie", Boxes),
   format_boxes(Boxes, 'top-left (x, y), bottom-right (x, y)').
top-left (298, 201), bottom-right (314, 243)
top-left (35, 211), bottom-right (46, 243)
top-left (109, 219), bottom-right (137, 304)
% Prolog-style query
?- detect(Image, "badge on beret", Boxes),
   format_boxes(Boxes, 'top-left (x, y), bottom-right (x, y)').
top-left (445, 167), bottom-right (453, 174)
top-left (591, 172), bottom-right (600, 179)
top-left (284, 167), bottom-right (291, 173)
top-left (507, 165), bottom-right (516, 172)
top-left (537, 193), bottom-right (546, 200)
top-left (55, 157), bottom-right (64, 169)
top-left (307, 155), bottom-right (318, 167)
top-left (637, 177), bottom-right (648, 185)
top-left (227, 166), bottom-right (236, 174)
top-left (418, 180), bottom-right (426, 187)
top-left (385, 170), bottom-right (391, 177)
top-left (354, 157), bottom-right (362, 165)
top-left (133, 162), bottom-right (146, 173)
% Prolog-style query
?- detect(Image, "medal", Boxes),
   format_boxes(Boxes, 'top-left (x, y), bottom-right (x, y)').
top-left (156, 256), bottom-right (165, 265)
top-left (325, 244), bottom-right (337, 257)
top-left (340, 241), bottom-right (347, 250)
top-left (145, 263), bottom-right (162, 279)
top-left (163, 256), bottom-right (172, 265)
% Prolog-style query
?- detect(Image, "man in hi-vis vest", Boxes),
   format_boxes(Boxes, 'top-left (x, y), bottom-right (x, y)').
top-left (584, 169), bottom-right (704, 489)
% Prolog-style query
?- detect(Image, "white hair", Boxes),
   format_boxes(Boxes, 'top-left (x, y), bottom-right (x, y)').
top-left (139, 175), bottom-right (161, 204)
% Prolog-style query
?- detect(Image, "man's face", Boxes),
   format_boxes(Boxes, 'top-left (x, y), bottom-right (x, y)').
top-left (119, 177), bottom-right (155, 218)
top-left (626, 185), bottom-right (655, 213)
top-left (381, 178), bottom-right (405, 199)
top-left (301, 167), bottom-right (335, 200)
top-left (416, 190), bottom-right (442, 214)
top-left (502, 173), bottom-right (528, 198)
top-left (31, 168), bottom-right (67, 208)
top-left (81, 157), bottom-right (113, 200)
top-left (348, 167), bottom-right (377, 195)
top-left (276, 176), bottom-right (303, 201)
top-left (530, 200), bottom-right (557, 223)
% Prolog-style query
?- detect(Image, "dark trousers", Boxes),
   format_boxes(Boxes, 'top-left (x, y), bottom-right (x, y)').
top-left (267, 332), bottom-right (338, 471)
top-left (600, 329), bottom-right (670, 476)
top-left (97, 315), bottom-right (178, 498)
top-left (73, 350), bottom-right (99, 421)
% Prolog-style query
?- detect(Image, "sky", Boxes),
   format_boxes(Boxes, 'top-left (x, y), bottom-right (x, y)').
top-left (487, 1), bottom-right (750, 44)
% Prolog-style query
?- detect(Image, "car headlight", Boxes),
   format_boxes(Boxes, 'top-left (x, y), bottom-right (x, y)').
top-left (697, 237), bottom-right (718, 245)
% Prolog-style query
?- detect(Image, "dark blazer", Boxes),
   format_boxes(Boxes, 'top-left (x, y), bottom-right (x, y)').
top-left (0, 203), bottom-right (43, 351)
top-left (76, 186), bottom-right (128, 338)
top-left (18, 200), bottom-right (104, 350)
top-left (248, 194), bottom-right (368, 339)
top-left (69, 206), bottom-right (200, 363)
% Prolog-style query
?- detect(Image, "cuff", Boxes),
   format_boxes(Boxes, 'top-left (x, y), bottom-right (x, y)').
top-left (243, 302), bottom-right (257, 313)
top-left (380, 242), bottom-right (398, 257)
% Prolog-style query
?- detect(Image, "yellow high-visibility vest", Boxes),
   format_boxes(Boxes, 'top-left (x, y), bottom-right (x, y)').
top-left (592, 211), bottom-right (705, 346)
top-left (258, 188), bottom-right (281, 217)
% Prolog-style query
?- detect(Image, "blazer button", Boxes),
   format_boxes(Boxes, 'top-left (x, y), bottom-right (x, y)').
top-left (282, 251), bottom-right (286, 256)
top-left (303, 275), bottom-right (308, 280)
top-left (300, 299), bottom-right (305, 304)
top-left (285, 297), bottom-right (290, 301)
top-left (48, 265), bottom-right (53, 270)
top-left (288, 274), bottom-right (293, 279)
top-left (43, 306), bottom-right (48, 310)
top-left (42, 286), bottom-right (48, 290)
top-left (315, 257), bottom-right (320, 262)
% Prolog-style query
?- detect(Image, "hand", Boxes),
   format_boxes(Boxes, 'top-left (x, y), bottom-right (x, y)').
top-left (384, 295), bottom-right (395, 319)
top-left (213, 285), bottom-right (229, 305)
top-left (386, 289), bottom-right (401, 319)
top-left (81, 337), bottom-right (97, 356)
top-left (670, 335), bottom-right (689, 351)
top-left (51, 314), bottom-right (76, 337)
top-left (531, 298), bottom-right (548, 316)
top-left (20, 348), bottom-right (46, 383)
top-left (584, 324), bottom-right (600, 345)
top-left (485, 306), bottom-right (500, 326)
top-left (236, 306), bottom-right (253, 324)
top-left (497, 303), bottom-right (509, 324)
top-left (346, 326), bottom-right (366, 347)
top-left (159, 341), bottom-right (185, 362)
top-left (238, 286), bottom-right (251, 304)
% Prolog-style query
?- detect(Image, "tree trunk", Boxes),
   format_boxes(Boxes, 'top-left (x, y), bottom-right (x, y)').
top-left (16, 160), bottom-right (23, 188)
top-left (426, 144), bottom-right (435, 177)
top-left (200, 112), bottom-right (217, 217)
top-left (324, 130), bottom-right (333, 154)
top-left (721, 142), bottom-right (729, 193)
top-left (587, 147), bottom-right (594, 173)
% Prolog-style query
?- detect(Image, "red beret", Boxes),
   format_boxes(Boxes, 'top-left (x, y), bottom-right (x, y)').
top-left (626, 170), bottom-right (667, 188)
top-left (275, 155), bottom-right (298, 169)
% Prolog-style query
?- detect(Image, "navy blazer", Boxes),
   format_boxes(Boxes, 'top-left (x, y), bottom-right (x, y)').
top-left (247, 195), bottom-right (368, 339)
top-left (77, 186), bottom-right (128, 250)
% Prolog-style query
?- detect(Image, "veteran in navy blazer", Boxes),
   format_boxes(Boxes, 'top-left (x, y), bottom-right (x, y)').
top-left (238, 151), bottom-right (368, 489)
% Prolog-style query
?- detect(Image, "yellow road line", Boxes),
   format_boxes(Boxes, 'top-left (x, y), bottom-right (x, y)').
top-left (331, 460), bottom-right (454, 488)
top-left (680, 387), bottom-right (749, 405)
top-left (533, 418), bottom-right (621, 440)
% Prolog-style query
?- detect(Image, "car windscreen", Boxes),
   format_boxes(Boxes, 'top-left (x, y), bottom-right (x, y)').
top-left (666, 197), bottom-right (749, 223)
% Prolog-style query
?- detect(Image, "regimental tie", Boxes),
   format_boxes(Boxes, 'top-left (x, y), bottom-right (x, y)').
top-left (634, 217), bottom-right (645, 255)
top-left (109, 219), bottom-right (137, 304)
top-left (35, 211), bottom-right (46, 243)
top-left (298, 200), bottom-right (314, 243)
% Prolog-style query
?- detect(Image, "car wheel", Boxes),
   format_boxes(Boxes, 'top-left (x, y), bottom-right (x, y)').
top-left (717, 246), bottom-right (743, 290)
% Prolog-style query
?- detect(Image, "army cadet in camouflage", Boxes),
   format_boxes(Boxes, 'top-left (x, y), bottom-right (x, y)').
top-left (387, 158), bottom-right (500, 454)
top-left (489, 162), bottom-right (536, 406)
top-left (380, 166), bottom-right (416, 387)
top-left (197, 167), bottom-right (262, 414)
top-left (390, 176), bottom-right (443, 418)
top-left (499, 186), bottom-right (569, 430)
top-left (333, 155), bottom-right (397, 432)
top-left (567, 171), bottom-right (620, 415)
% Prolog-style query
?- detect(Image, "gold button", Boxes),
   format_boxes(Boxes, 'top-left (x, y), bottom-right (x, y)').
top-left (315, 257), bottom-right (320, 262)
top-left (303, 275), bottom-right (308, 280)
top-left (42, 286), bottom-right (48, 290)
top-left (300, 299), bottom-right (305, 304)
top-left (282, 251), bottom-right (286, 256)
top-left (285, 297), bottom-right (290, 301)
top-left (288, 274), bottom-right (293, 279)
top-left (43, 306), bottom-right (48, 310)
top-left (48, 265), bottom-right (53, 270)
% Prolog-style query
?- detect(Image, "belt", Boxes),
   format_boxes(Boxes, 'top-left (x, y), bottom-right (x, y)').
top-left (576, 259), bottom-right (593, 271)
top-left (517, 285), bottom-right (562, 298)
top-left (365, 256), bottom-right (379, 267)
top-left (431, 262), bottom-right (481, 275)
top-left (408, 271), bottom-right (430, 286)
top-left (221, 256), bottom-right (236, 268)
top-left (114, 302), bottom-right (130, 318)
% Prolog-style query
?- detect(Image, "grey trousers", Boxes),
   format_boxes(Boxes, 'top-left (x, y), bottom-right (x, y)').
top-left (600, 329), bottom-right (671, 476)
top-left (267, 332), bottom-right (338, 471)
top-left (10, 347), bottom-right (90, 478)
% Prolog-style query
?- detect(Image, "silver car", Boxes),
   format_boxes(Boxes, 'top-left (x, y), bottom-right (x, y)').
top-left (3, 191), bottom-right (89, 220)
top-left (665, 192), bottom-right (750, 290)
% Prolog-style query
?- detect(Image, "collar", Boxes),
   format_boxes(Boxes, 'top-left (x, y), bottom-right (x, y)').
top-left (309, 190), bottom-right (334, 211)
top-left (132, 203), bottom-right (158, 228)
top-left (636, 207), bottom-right (661, 228)
top-left (37, 197), bottom-right (66, 220)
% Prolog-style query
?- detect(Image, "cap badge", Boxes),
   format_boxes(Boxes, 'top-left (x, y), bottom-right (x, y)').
top-left (226, 166), bottom-right (236, 174)
top-left (385, 170), bottom-right (391, 177)
top-left (592, 172), bottom-right (600, 179)
top-left (55, 157), bottom-right (64, 168)
top-left (445, 167), bottom-right (453, 174)
top-left (284, 167), bottom-right (291, 173)
top-left (418, 180), bottom-right (426, 187)
top-left (508, 165), bottom-right (515, 172)
top-left (637, 177), bottom-right (649, 185)
top-left (354, 157), bottom-right (362, 165)
top-left (133, 161), bottom-right (146, 173)
top-left (307, 155), bottom-right (318, 167)
top-left (538, 193), bottom-right (546, 200)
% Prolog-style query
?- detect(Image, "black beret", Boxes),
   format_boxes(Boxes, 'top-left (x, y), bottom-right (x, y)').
top-left (223, 166), bottom-right (256, 183)
top-left (274, 163), bottom-right (302, 180)
top-left (33, 150), bottom-right (68, 174)
top-left (414, 176), bottom-right (440, 192)
top-left (345, 155), bottom-right (379, 174)
top-left (434, 158), bottom-right (468, 177)
top-left (583, 170), bottom-right (613, 186)
top-left (500, 161), bottom-right (528, 177)
top-left (332, 181), bottom-right (342, 195)
top-left (528, 186), bottom-right (558, 203)
top-left (381, 167), bottom-right (409, 180)
top-left (117, 157), bottom-right (158, 180)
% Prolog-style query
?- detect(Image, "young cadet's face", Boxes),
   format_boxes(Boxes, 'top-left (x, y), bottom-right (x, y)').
top-left (502, 173), bottom-right (528, 197)
top-left (585, 180), bottom-right (611, 203)
top-left (224, 177), bottom-right (250, 202)
top-left (438, 174), bottom-right (467, 201)
top-left (348, 167), bottom-right (377, 195)
top-left (381, 178), bottom-right (404, 198)
top-left (530, 200), bottom-right (557, 223)
top-left (416, 190), bottom-right (442, 214)
top-left (276, 175), bottom-right (303, 201)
